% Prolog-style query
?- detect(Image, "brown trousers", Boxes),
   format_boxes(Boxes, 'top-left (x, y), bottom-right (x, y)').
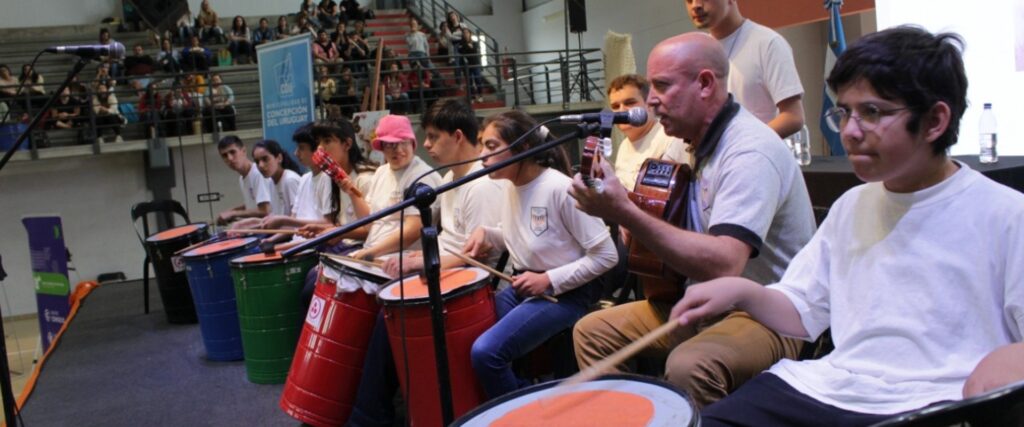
top-left (572, 300), bottom-right (803, 408)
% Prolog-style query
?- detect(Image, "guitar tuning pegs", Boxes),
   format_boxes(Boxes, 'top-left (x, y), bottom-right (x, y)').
top-left (600, 137), bottom-right (613, 158)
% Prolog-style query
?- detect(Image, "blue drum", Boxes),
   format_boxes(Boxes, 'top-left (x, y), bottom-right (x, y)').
top-left (182, 237), bottom-right (259, 361)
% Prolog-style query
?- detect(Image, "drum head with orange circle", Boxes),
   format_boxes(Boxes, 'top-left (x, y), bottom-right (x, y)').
top-left (145, 223), bottom-right (208, 243)
top-left (378, 267), bottom-right (491, 305)
top-left (452, 375), bottom-right (698, 427)
top-left (182, 237), bottom-right (258, 259)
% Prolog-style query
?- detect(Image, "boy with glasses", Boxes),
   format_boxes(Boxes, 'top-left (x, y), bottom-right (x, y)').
top-left (672, 26), bottom-right (1024, 426)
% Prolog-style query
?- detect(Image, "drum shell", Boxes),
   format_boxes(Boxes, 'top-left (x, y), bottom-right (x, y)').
top-left (380, 273), bottom-right (496, 427)
top-left (182, 237), bottom-right (259, 361)
top-left (144, 223), bottom-right (209, 323)
top-left (230, 251), bottom-right (317, 384)
top-left (452, 374), bottom-right (699, 427)
top-left (280, 274), bottom-right (380, 427)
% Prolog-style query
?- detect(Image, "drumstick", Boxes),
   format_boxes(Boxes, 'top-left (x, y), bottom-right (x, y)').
top-left (559, 321), bottom-right (679, 389)
top-left (444, 248), bottom-right (559, 303)
top-left (230, 228), bottom-right (301, 235)
top-left (322, 252), bottom-right (385, 268)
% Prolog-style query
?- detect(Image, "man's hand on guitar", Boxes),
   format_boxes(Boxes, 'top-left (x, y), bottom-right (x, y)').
top-left (569, 160), bottom-right (633, 224)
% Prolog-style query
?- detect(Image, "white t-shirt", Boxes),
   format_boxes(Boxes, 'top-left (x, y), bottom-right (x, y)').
top-left (767, 164), bottom-right (1024, 415)
top-left (239, 163), bottom-right (273, 210)
top-left (614, 122), bottom-right (691, 190)
top-left (270, 169), bottom-right (302, 216)
top-left (337, 169), bottom-right (375, 226)
top-left (292, 172), bottom-right (333, 221)
top-left (691, 105), bottom-right (815, 285)
top-left (438, 162), bottom-right (506, 266)
top-left (482, 168), bottom-right (617, 295)
top-left (363, 156), bottom-right (443, 251)
top-left (719, 19), bottom-right (804, 124)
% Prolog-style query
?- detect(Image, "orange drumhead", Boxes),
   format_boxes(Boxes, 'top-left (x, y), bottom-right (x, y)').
top-left (184, 237), bottom-right (255, 257)
top-left (493, 390), bottom-right (653, 427)
top-left (146, 223), bottom-right (205, 242)
top-left (382, 268), bottom-right (489, 301)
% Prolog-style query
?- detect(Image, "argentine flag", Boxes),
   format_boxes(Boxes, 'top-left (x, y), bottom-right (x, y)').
top-left (822, 0), bottom-right (847, 155)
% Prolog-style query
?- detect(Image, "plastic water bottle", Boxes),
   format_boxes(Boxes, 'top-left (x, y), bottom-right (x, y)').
top-left (784, 126), bottom-right (812, 166)
top-left (979, 103), bottom-right (998, 164)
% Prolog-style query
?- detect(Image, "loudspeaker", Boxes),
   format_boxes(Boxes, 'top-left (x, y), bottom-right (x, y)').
top-left (568, 0), bottom-right (587, 33)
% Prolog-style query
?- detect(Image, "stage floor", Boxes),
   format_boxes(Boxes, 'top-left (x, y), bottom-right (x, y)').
top-left (17, 280), bottom-right (296, 426)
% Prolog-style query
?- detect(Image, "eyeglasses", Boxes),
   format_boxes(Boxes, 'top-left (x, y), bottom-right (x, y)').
top-left (824, 104), bottom-right (910, 132)
top-left (380, 142), bottom-right (411, 152)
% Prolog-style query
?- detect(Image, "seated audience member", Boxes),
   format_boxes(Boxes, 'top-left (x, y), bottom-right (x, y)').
top-left (291, 12), bottom-right (318, 36)
top-left (161, 80), bottom-right (196, 137)
top-left (0, 64), bottom-right (20, 111)
top-left (330, 21), bottom-right (347, 46)
top-left (299, 0), bottom-right (320, 27)
top-left (92, 84), bottom-right (124, 143)
top-left (341, 0), bottom-right (372, 22)
top-left (18, 64), bottom-right (45, 111)
top-left (171, 9), bottom-right (195, 44)
top-left (670, 26), bottom-right (1024, 427)
top-left (181, 36), bottom-right (211, 72)
top-left (227, 16), bottom-right (254, 64)
top-left (274, 15), bottom-right (291, 40)
top-left (196, 0), bottom-right (226, 44)
top-left (252, 18), bottom-right (276, 48)
top-left (333, 66), bottom-right (359, 118)
top-left (568, 32), bottom-right (815, 410)
top-left (48, 87), bottom-right (82, 130)
top-left (91, 63), bottom-right (117, 92)
top-left (406, 62), bottom-right (433, 114)
top-left (124, 44), bottom-right (156, 80)
top-left (204, 73), bottom-right (236, 132)
top-left (315, 64), bottom-right (337, 106)
top-left (156, 39), bottom-right (182, 73)
top-left (138, 81), bottom-right (162, 135)
top-left (217, 135), bottom-right (274, 225)
top-left (351, 19), bottom-right (371, 39)
top-left (464, 110), bottom-right (617, 399)
top-left (317, 0), bottom-right (341, 29)
top-left (383, 62), bottom-right (409, 114)
top-left (345, 30), bottom-right (371, 73)
top-left (98, 28), bottom-right (126, 77)
top-left (312, 30), bottom-right (342, 68)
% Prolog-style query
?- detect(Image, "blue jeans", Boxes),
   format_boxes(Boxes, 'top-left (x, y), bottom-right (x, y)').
top-left (471, 282), bottom-right (596, 399)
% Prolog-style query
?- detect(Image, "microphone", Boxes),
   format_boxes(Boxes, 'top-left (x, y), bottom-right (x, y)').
top-left (558, 107), bottom-right (648, 127)
top-left (45, 44), bottom-right (125, 58)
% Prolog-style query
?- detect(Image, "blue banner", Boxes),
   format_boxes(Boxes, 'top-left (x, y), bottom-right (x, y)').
top-left (821, 0), bottom-right (847, 156)
top-left (257, 34), bottom-right (316, 159)
top-left (22, 216), bottom-right (71, 352)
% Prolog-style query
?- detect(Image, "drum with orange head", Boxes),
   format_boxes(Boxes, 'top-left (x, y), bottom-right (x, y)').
top-left (453, 375), bottom-right (699, 427)
top-left (144, 223), bottom-right (210, 323)
top-left (377, 267), bottom-right (497, 427)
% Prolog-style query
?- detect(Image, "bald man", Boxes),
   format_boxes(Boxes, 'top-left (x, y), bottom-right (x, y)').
top-left (569, 33), bottom-right (816, 408)
top-left (685, 0), bottom-right (805, 138)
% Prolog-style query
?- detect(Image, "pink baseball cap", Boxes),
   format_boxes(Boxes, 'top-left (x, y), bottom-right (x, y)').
top-left (371, 115), bottom-right (417, 151)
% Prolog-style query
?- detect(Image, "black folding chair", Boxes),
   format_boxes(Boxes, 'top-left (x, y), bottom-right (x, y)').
top-left (130, 200), bottom-right (190, 314)
top-left (870, 380), bottom-right (1024, 427)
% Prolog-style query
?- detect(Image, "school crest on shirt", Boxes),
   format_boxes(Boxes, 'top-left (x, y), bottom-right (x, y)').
top-left (530, 207), bottom-right (548, 236)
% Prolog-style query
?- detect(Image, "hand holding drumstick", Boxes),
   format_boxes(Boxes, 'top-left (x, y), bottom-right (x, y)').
top-left (444, 248), bottom-right (558, 304)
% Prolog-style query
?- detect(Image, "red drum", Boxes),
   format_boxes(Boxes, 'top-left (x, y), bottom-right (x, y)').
top-left (452, 375), bottom-right (699, 427)
top-left (279, 256), bottom-right (384, 427)
top-left (377, 267), bottom-right (497, 427)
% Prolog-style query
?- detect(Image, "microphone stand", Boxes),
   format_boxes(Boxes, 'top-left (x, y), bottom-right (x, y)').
top-left (0, 55), bottom-right (93, 173)
top-left (283, 123), bottom-right (598, 425)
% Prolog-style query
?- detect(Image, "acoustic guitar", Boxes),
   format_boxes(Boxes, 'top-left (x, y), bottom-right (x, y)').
top-left (625, 158), bottom-right (692, 302)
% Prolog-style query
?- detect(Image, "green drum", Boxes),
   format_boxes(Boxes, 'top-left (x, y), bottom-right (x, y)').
top-left (229, 250), bottom-right (317, 384)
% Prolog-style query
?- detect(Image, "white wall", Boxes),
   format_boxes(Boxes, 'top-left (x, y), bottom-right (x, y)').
top-left (0, 142), bottom-right (246, 317)
top-left (0, 0), bottom-right (120, 29)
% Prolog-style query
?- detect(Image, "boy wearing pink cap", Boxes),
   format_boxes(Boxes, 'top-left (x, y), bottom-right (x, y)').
top-left (347, 114), bottom-right (443, 265)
